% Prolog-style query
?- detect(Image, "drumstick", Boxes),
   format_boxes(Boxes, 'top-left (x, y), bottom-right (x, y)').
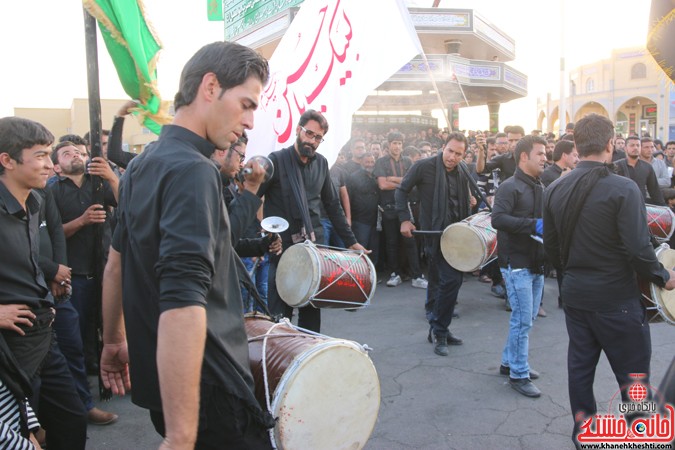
top-left (412, 230), bottom-right (444, 235)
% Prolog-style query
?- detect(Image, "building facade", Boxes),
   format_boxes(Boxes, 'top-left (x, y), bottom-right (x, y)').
top-left (537, 47), bottom-right (674, 140)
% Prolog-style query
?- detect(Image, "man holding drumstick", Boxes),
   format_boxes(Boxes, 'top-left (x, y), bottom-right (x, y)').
top-left (396, 132), bottom-right (476, 356)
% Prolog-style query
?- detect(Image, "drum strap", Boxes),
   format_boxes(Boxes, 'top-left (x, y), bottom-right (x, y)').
top-left (559, 164), bottom-right (613, 267)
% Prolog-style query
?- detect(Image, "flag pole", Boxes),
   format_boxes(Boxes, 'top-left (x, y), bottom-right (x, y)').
top-left (82, 7), bottom-right (111, 401)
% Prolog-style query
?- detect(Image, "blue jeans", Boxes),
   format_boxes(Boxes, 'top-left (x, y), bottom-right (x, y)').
top-left (241, 255), bottom-right (270, 314)
top-left (320, 218), bottom-right (345, 248)
top-left (500, 267), bottom-right (544, 379)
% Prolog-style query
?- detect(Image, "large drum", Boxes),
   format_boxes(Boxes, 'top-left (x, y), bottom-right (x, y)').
top-left (440, 212), bottom-right (498, 272)
top-left (638, 244), bottom-right (675, 324)
top-left (276, 241), bottom-right (376, 309)
top-left (245, 314), bottom-right (380, 450)
top-left (646, 204), bottom-right (675, 243)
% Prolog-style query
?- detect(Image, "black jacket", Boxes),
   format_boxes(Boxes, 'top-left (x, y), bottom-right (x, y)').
top-left (492, 169), bottom-right (545, 271)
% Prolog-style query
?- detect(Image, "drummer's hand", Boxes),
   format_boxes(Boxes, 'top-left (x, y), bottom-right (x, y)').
top-left (268, 234), bottom-right (282, 255)
top-left (665, 270), bottom-right (675, 290)
top-left (470, 195), bottom-right (477, 208)
top-left (349, 243), bottom-right (371, 254)
top-left (400, 220), bottom-right (415, 238)
top-left (242, 160), bottom-right (265, 193)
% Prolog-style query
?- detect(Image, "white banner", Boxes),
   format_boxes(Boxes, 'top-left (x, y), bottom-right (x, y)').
top-left (246, 0), bottom-right (422, 165)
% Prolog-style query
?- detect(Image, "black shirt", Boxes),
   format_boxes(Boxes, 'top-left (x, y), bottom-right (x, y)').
top-left (346, 168), bottom-right (379, 225)
top-left (373, 155), bottom-right (412, 207)
top-left (614, 158), bottom-right (666, 206)
top-left (48, 174), bottom-right (117, 274)
top-left (112, 124), bottom-right (261, 414)
top-left (544, 160), bottom-right (670, 311)
top-left (482, 152), bottom-right (516, 181)
top-left (36, 189), bottom-right (67, 282)
top-left (540, 163), bottom-right (563, 187)
top-left (0, 182), bottom-right (51, 307)
top-left (258, 146), bottom-right (356, 248)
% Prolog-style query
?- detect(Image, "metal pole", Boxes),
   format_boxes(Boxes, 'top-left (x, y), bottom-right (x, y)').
top-left (558, 0), bottom-right (566, 138)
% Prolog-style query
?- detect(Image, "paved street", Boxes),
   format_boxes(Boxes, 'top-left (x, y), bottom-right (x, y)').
top-left (86, 274), bottom-right (675, 449)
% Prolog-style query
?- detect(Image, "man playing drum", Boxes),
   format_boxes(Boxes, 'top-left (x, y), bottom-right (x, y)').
top-left (543, 113), bottom-right (675, 448)
top-left (396, 132), bottom-right (476, 356)
top-left (257, 110), bottom-right (367, 333)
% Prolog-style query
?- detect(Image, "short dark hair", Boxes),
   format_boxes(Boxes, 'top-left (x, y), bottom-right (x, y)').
top-left (573, 114), bottom-right (615, 158)
top-left (82, 129), bottom-right (110, 144)
top-left (0, 117), bottom-right (54, 175)
top-left (444, 132), bottom-right (468, 148)
top-left (641, 136), bottom-right (653, 145)
top-left (298, 109), bottom-right (329, 134)
top-left (495, 132), bottom-right (507, 139)
top-left (402, 146), bottom-right (420, 158)
top-left (505, 125), bottom-right (525, 136)
top-left (663, 188), bottom-right (675, 201)
top-left (418, 140), bottom-right (431, 148)
top-left (514, 135), bottom-right (547, 162)
top-left (625, 135), bottom-right (641, 146)
top-left (174, 41), bottom-right (269, 111)
top-left (566, 122), bottom-right (575, 130)
top-left (552, 140), bottom-right (575, 162)
top-left (666, 141), bottom-right (675, 148)
top-left (59, 134), bottom-right (87, 146)
top-left (486, 137), bottom-right (496, 145)
top-left (388, 131), bottom-right (404, 143)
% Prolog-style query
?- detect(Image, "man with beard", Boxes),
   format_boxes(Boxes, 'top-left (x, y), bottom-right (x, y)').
top-left (395, 133), bottom-right (475, 356)
top-left (492, 135), bottom-right (548, 398)
top-left (48, 141), bottom-right (118, 386)
top-left (258, 110), bottom-right (366, 332)
top-left (612, 136), bottom-right (626, 162)
top-left (476, 126), bottom-right (524, 181)
top-left (614, 135), bottom-right (665, 205)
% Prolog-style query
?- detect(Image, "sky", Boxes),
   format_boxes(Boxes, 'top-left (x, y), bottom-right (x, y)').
top-left (0, 0), bottom-right (653, 132)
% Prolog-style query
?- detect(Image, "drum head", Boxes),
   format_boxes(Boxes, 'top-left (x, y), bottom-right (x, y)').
top-left (277, 244), bottom-right (320, 307)
top-left (651, 247), bottom-right (675, 323)
top-left (440, 223), bottom-right (486, 272)
top-left (272, 340), bottom-right (380, 450)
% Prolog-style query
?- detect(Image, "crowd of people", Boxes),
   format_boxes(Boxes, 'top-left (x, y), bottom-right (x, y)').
top-left (2, 40), bottom-right (675, 450)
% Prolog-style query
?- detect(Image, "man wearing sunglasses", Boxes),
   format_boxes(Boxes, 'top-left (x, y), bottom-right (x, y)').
top-left (258, 109), bottom-right (367, 333)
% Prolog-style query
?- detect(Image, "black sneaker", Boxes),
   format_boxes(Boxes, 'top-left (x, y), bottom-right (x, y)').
top-left (499, 365), bottom-right (539, 380)
top-left (447, 333), bottom-right (463, 345)
top-left (433, 335), bottom-right (449, 356)
top-left (509, 377), bottom-right (541, 398)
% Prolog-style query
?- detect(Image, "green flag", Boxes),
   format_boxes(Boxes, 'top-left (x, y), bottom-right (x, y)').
top-left (83, 0), bottom-right (171, 134)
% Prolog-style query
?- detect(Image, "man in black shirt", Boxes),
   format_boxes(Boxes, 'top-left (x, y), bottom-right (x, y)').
top-left (614, 135), bottom-right (665, 205)
top-left (0, 117), bottom-right (87, 449)
top-left (375, 131), bottom-right (426, 289)
top-left (396, 132), bottom-right (474, 356)
top-left (540, 140), bottom-right (578, 187)
top-left (258, 110), bottom-right (366, 332)
top-left (543, 114), bottom-right (675, 447)
top-left (101, 42), bottom-right (274, 449)
top-left (346, 152), bottom-right (379, 252)
top-left (492, 135), bottom-right (548, 398)
top-left (476, 126), bottom-right (524, 181)
top-left (49, 140), bottom-right (118, 374)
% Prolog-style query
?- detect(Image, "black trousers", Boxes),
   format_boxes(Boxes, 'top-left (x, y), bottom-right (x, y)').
top-left (267, 252), bottom-right (321, 332)
top-left (381, 213), bottom-right (422, 278)
top-left (150, 383), bottom-right (272, 450)
top-left (564, 302), bottom-right (650, 443)
top-left (30, 336), bottom-right (88, 450)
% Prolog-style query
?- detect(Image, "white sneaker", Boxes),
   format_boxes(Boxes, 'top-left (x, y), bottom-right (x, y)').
top-left (386, 273), bottom-right (402, 287)
top-left (412, 276), bottom-right (428, 289)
